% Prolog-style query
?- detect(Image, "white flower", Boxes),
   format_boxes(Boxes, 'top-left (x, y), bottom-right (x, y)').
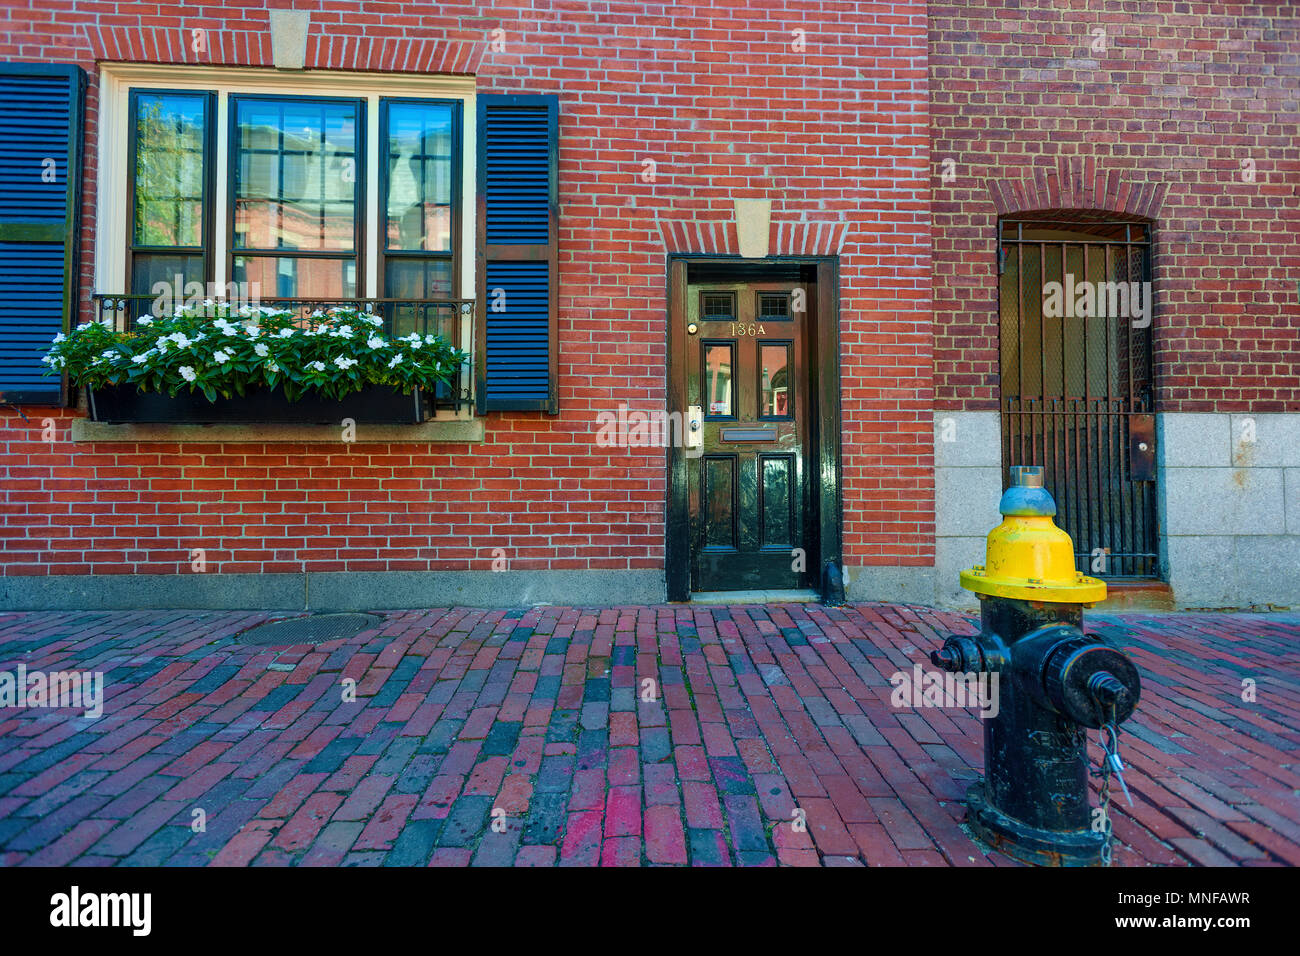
top-left (387, 353), bottom-right (404, 368)
top-left (137, 316), bottom-right (154, 326)
top-left (277, 328), bottom-right (296, 338)
top-left (213, 349), bottom-right (233, 363)
top-left (401, 332), bottom-right (421, 345)
top-left (131, 354), bottom-right (148, 364)
top-left (424, 335), bottom-right (437, 345)
top-left (254, 343), bottom-right (269, 357)
top-left (100, 349), bottom-right (118, 360)
top-left (367, 336), bottom-right (385, 349)
top-left (363, 314), bottom-right (383, 327)
top-left (266, 361), bottom-right (280, 374)
top-left (179, 366), bottom-right (197, 382)
top-left (308, 361), bottom-right (326, 372)
top-left (311, 310), bottom-right (325, 318)
top-left (52, 332), bottom-right (66, 343)
top-left (170, 333), bottom-right (191, 348)
top-left (157, 340), bottom-right (170, 354)
top-left (334, 356), bottom-right (358, 370)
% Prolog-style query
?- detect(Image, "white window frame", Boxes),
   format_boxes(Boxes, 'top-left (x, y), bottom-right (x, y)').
top-left (95, 64), bottom-right (477, 416)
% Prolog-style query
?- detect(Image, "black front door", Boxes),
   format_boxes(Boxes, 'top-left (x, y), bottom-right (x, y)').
top-left (685, 279), bottom-right (811, 591)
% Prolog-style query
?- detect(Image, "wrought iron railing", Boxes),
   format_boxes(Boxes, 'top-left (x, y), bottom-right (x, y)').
top-left (91, 294), bottom-right (473, 411)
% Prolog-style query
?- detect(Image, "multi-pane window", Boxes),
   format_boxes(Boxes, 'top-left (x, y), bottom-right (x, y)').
top-left (232, 96), bottom-right (361, 298)
top-left (128, 90), bottom-right (212, 294)
top-left (381, 99), bottom-right (459, 300)
top-left (124, 89), bottom-right (461, 301)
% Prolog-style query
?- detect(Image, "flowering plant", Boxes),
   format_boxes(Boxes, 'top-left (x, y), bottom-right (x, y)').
top-left (42, 303), bottom-right (467, 403)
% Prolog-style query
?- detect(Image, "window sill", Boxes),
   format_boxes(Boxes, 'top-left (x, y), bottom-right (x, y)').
top-left (69, 417), bottom-right (485, 444)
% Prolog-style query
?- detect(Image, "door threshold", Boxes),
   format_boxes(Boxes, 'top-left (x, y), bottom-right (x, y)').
top-left (690, 588), bottom-right (821, 605)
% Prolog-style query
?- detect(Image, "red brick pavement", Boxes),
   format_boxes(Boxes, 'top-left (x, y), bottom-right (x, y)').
top-left (0, 604), bottom-right (1296, 867)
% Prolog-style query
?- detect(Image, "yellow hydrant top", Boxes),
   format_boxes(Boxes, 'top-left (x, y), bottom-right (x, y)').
top-left (960, 465), bottom-right (1107, 604)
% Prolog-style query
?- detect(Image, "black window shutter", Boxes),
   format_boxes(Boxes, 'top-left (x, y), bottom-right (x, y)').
top-left (476, 94), bottom-right (558, 414)
top-left (0, 64), bottom-right (84, 406)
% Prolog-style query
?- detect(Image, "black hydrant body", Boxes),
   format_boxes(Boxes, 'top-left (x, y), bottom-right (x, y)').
top-left (934, 466), bottom-right (1141, 866)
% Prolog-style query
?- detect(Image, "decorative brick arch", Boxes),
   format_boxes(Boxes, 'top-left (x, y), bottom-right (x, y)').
top-left (655, 215), bottom-right (850, 256)
top-left (83, 21), bottom-right (483, 74)
top-left (985, 157), bottom-right (1168, 221)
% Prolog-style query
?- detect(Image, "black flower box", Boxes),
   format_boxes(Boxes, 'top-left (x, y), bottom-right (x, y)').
top-left (86, 383), bottom-right (428, 425)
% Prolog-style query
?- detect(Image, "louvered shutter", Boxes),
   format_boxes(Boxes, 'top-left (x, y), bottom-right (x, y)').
top-left (0, 64), bottom-right (84, 405)
top-left (476, 94), bottom-right (559, 413)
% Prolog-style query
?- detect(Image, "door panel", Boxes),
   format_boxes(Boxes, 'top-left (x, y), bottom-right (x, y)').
top-left (686, 281), bottom-right (810, 591)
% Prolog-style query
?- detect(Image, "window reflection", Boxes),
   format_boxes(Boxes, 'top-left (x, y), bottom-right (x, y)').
top-left (385, 103), bottom-right (454, 252)
top-left (232, 256), bottom-right (356, 299)
top-left (705, 344), bottom-right (733, 417)
top-left (760, 344), bottom-right (790, 417)
top-left (131, 91), bottom-right (209, 294)
top-left (233, 98), bottom-right (359, 253)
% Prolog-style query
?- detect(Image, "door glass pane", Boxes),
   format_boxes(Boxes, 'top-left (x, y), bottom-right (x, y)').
top-left (384, 102), bottom-right (455, 252)
top-left (132, 92), bottom-right (207, 247)
top-left (233, 256), bottom-right (356, 299)
top-left (759, 344), bottom-right (791, 417)
top-left (702, 292), bottom-right (734, 320)
top-left (704, 343), bottom-right (733, 417)
top-left (758, 292), bottom-right (791, 321)
top-left (233, 98), bottom-right (359, 252)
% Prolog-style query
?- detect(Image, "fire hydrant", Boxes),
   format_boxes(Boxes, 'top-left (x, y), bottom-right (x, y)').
top-left (932, 465), bottom-right (1141, 866)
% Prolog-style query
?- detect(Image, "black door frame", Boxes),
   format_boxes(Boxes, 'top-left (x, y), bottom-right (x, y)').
top-left (666, 255), bottom-right (843, 602)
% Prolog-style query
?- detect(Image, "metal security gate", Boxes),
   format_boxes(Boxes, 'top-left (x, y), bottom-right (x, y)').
top-left (998, 219), bottom-right (1158, 578)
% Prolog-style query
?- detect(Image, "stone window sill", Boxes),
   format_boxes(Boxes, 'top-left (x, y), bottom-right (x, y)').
top-left (69, 417), bottom-right (485, 444)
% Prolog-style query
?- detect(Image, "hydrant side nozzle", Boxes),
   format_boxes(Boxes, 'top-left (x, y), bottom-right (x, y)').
top-left (931, 646), bottom-right (962, 672)
top-left (1087, 671), bottom-right (1132, 719)
top-left (933, 633), bottom-right (1009, 674)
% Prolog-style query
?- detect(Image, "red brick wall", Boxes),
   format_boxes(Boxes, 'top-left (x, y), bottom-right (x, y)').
top-left (932, 1), bottom-right (1300, 413)
top-left (0, 2), bottom-right (933, 578)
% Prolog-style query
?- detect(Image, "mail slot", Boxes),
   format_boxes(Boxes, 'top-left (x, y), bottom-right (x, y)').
top-left (720, 427), bottom-right (777, 442)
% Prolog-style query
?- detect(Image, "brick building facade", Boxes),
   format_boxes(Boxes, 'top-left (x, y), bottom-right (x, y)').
top-left (927, 1), bottom-right (1300, 608)
top-left (0, 1), bottom-right (1295, 611)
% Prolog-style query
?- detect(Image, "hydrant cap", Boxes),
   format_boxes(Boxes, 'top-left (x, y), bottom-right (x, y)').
top-left (1000, 465), bottom-right (1057, 517)
top-left (960, 466), bottom-right (1107, 604)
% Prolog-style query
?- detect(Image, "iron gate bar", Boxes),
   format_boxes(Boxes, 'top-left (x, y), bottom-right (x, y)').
top-left (998, 220), bottom-right (1158, 578)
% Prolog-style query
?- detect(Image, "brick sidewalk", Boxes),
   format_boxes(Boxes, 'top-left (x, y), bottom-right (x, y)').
top-left (1, 604), bottom-right (1297, 866)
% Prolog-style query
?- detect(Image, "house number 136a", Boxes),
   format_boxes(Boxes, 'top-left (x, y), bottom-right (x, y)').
top-left (730, 323), bottom-right (766, 336)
